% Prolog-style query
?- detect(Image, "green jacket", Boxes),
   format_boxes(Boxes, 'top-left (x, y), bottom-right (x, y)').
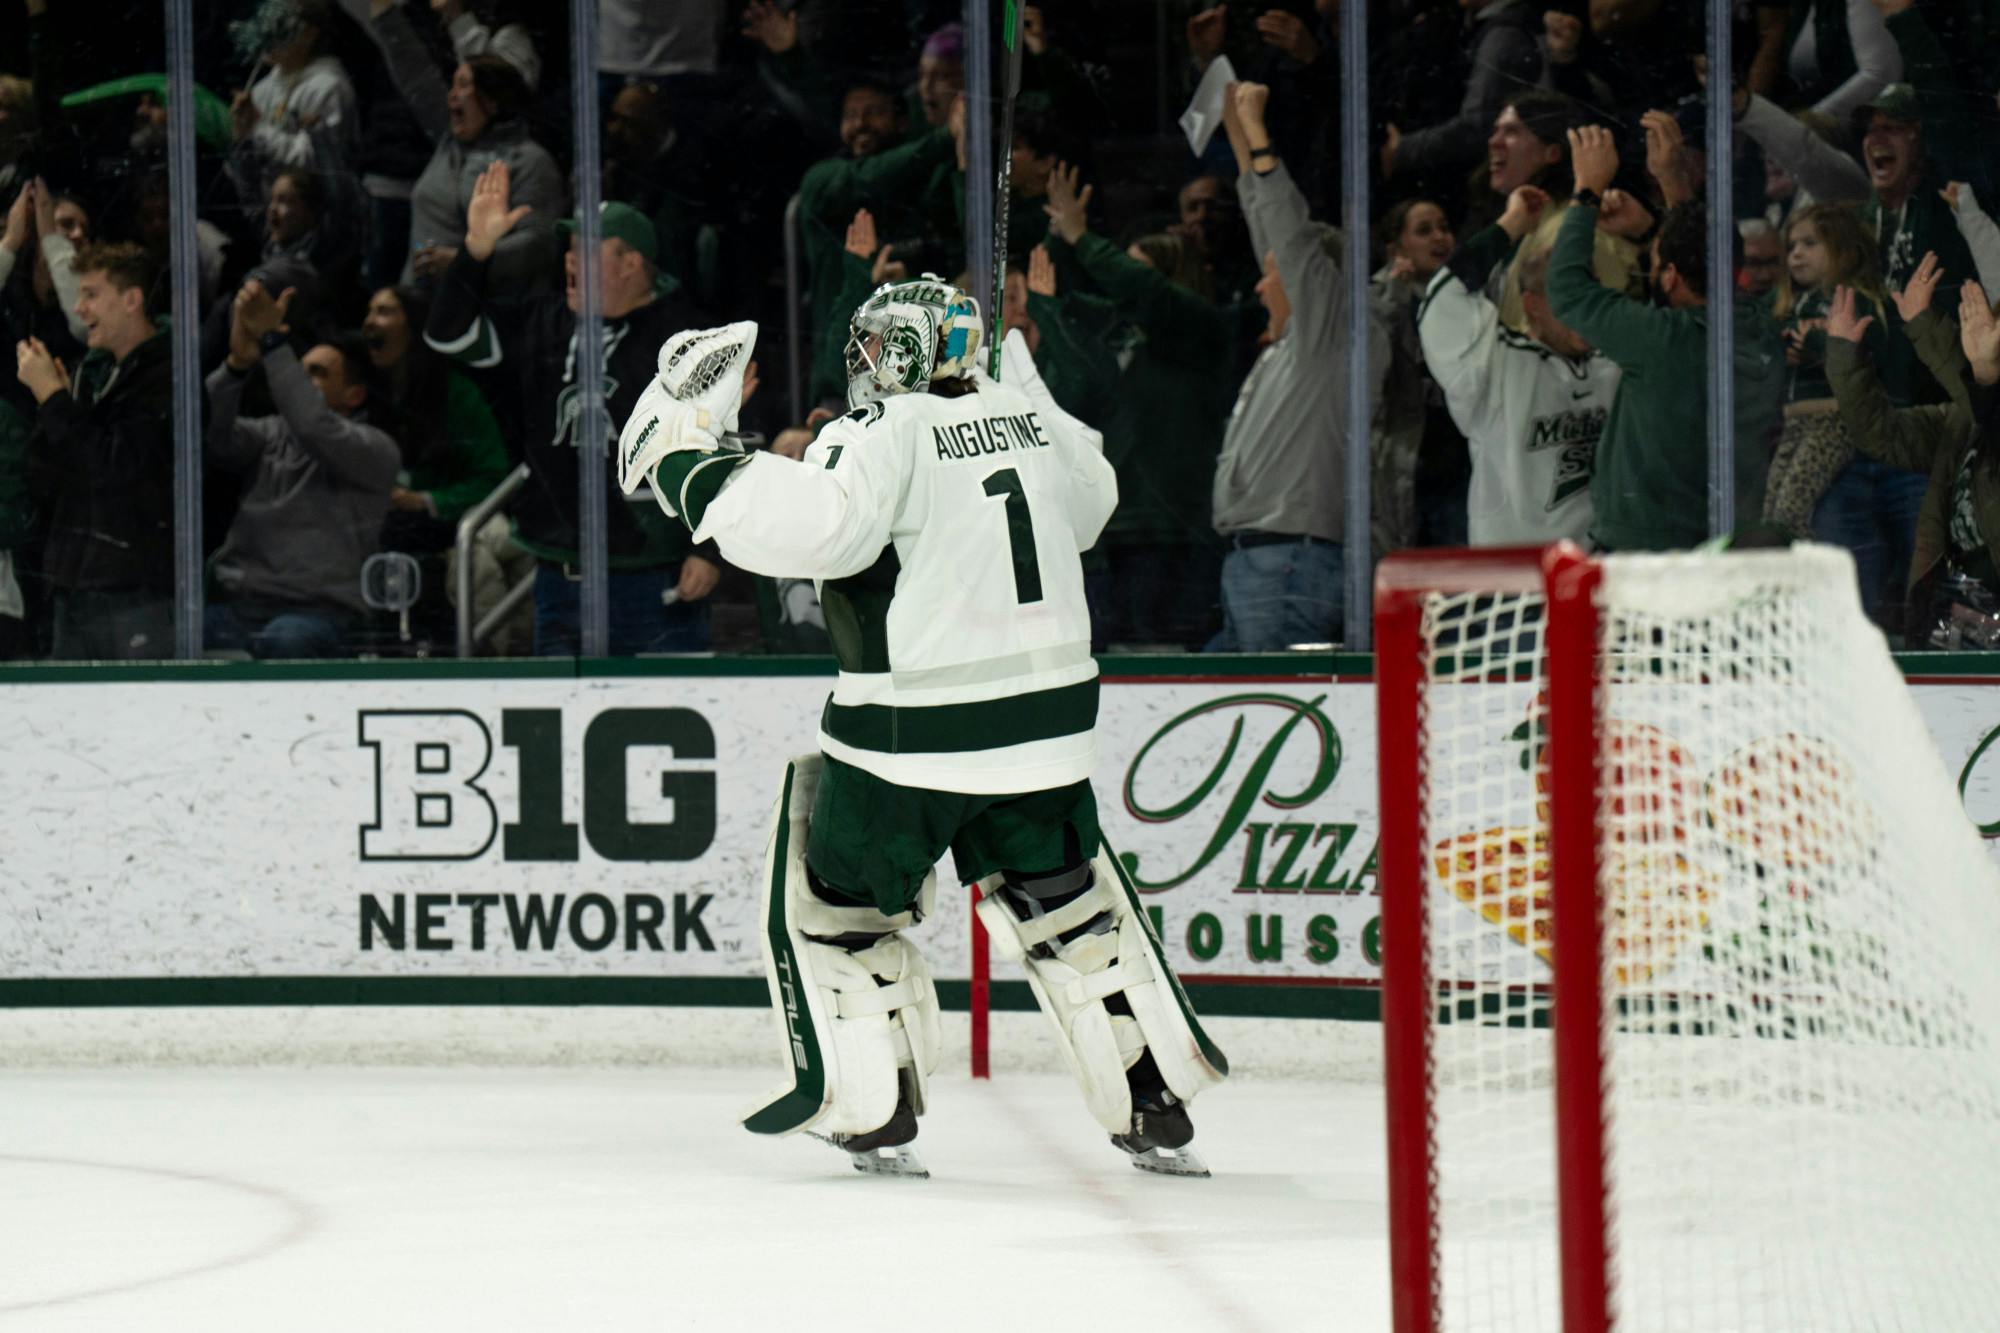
top-left (1547, 205), bottom-right (1785, 550)
top-left (1047, 229), bottom-right (1231, 547)
top-left (1022, 290), bottom-right (1119, 429)
top-left (799, 130), bottom-right (959, 405)
top-left (404, 371), bottom-right (508, 523)
top-left (1828, 306), bottom-right (1991, 601)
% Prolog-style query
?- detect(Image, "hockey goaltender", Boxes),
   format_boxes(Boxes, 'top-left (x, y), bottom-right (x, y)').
top-left (612, 253), bottom-right (1231, 1179)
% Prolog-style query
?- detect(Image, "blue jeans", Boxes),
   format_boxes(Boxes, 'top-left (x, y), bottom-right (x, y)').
top-left (1210, 537), bottom-right (1344, 651)
top-left (1813, 457), bottom-right (1926, 629)
top-left (532, 563), bottom-right (712, 657)
top-left (205, 600), bottom-right (355, 659)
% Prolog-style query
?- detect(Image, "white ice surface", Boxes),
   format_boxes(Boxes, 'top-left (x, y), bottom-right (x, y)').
top-left (0, 1061), bottom-right (1391, 1332)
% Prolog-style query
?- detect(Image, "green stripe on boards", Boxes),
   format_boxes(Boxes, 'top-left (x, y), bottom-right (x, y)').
top-left (0, 976), bottom-right (772, 1007)
top-left (821, 678), bottom-right (1098, 754)
top-left (742, 763), bottom-right (829, 1135)
top-left (0, 976), bottom-right (1383, 1019)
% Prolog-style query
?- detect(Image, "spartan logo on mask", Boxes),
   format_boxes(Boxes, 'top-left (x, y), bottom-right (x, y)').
top-left (879, 324), bottom-right (928, 378)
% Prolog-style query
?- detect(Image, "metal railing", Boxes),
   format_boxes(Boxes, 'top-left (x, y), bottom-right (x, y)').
top-left (453, 461), bottom-right (531, 659)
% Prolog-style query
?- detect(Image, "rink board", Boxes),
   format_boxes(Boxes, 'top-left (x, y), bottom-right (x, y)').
top-left (5, 655), bottom-right (2000, 1016)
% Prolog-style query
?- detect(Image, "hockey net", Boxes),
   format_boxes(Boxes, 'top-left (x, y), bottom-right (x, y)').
top-left (1375, 543), bottom-right (2000, 1333)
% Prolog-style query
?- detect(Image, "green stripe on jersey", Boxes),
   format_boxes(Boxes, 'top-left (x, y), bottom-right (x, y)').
top-left (821, 677), bottom-right (1098, 754)
top-left (655, 451), bottom-right (748, 532)
top-left (821, 548), bottom-right (899, 674)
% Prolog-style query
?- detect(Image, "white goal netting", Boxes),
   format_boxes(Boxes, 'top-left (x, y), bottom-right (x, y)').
top-left (1407, 546), bottom-right (2000, 1332)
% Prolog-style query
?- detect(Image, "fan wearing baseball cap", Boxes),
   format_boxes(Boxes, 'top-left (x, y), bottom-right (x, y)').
top-left (423, 162), bottom-right (726, 655)
top-left (1736, 2), bottom-right (1978, 409)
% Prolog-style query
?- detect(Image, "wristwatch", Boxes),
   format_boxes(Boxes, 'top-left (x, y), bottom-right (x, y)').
top-left (258, 329), bottom-right (289, 356)
top-left (1573, 188), bottom-right (1602, 209)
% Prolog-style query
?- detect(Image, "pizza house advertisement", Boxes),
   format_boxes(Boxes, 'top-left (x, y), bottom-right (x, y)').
top-left (5, 672), bottom-right (2000, 990)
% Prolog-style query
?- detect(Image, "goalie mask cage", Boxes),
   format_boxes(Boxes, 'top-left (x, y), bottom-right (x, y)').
top-left (1374, 543), bottom-right (2000, 1333)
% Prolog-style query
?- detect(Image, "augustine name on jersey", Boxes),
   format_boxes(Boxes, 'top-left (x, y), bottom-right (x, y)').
top-left (1527, 402), bottom-right (1604, 511)
top-left (932, 411), bottom-right (1054, 462)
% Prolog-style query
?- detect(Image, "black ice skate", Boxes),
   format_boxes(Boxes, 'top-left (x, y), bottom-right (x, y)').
top-left (1111, 1052), bottom-right (1210, 1178)
top-left (809, 1068), bottom-right (929, 1178)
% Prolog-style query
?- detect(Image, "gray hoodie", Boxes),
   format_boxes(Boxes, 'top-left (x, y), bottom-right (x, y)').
top-left (1210, 160), bottom-right (1387, 544)
top-left (206, 347), bottom-right (400, 612)
top-left (372, 4), bottom-right (564, 288)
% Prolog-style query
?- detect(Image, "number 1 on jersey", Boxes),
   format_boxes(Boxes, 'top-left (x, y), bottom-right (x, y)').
top-left (981, 467), bottom-right (1043, 604)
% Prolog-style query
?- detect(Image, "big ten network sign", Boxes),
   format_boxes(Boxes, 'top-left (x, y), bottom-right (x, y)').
top-left (1111, 690), bottom-right (1383, 979)
top-left (346, 686), bottom-right (1386, 980)
top-left (355, 707), bottom-right (727, 959)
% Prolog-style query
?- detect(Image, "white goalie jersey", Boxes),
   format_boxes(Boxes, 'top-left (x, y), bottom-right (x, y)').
top-left (680, 333), bottom-right (1117, 794)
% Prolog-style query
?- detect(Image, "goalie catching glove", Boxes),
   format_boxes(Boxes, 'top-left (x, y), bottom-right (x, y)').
top-left (617, 321), bottom-right (759, 515)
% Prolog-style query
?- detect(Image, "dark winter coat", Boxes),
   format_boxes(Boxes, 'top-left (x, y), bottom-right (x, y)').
top-left (25, 330), bottom-right (175, 595)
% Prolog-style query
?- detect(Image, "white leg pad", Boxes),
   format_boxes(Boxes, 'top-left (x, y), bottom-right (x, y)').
top-left (742, 754), bottom-right (941, 1138)
top-left (975, 845), bottom-right (1229, 1135)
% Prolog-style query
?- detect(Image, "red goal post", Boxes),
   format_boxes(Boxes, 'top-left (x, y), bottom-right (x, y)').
top-left (1375, 544), bottom-right (1607, 1333)
top-left (1373, 541), bottom-right (2000, 1333)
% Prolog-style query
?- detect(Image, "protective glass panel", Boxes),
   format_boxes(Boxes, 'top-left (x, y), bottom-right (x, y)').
top-left (1, 2), bottom-right (174, 662)
top-left (181, 0), bottom-right (572, 661)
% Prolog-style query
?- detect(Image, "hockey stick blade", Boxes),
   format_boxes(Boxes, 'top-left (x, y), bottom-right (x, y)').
top-left (1118, 1141), bottom-right (1212, 1178)
top-left (807, 1132), bottom-right (931, 1179)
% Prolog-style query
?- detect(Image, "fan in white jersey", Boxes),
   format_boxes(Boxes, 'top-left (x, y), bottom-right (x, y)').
top-left (617, 276), bottom-right (1229, 1177)
top-left (1418, 185), bottom-right (1619, 546)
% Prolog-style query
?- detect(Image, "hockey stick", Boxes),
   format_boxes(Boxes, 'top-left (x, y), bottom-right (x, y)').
top-left (986, 0), bottom-right (1027, 379)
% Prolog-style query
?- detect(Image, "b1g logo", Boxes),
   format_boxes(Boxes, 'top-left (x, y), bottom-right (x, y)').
top-left (357, 707), bottom-right (716, 862)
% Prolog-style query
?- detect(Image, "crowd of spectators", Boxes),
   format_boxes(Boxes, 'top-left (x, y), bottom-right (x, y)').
top-left (3, 0), bottom-right (2000, 661)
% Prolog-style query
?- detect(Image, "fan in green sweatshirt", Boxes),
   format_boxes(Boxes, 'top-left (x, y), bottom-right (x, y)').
top-left (1546, 129), bottom-right (1785, 551)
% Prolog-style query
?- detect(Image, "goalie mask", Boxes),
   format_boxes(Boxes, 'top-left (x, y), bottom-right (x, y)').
top-left (843, 275), bottom-right (983, 408)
